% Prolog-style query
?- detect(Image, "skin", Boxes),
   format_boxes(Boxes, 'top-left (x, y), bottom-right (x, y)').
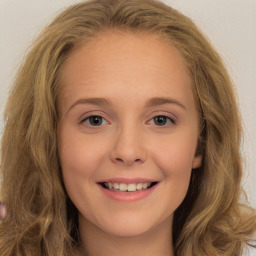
top-left (58, 30), bottom-right (202, 256)
top-left (0, 202), bottom-right (7, 221)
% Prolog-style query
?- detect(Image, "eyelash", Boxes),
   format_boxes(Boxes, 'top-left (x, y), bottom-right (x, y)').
top-left (148, 115), bottom-right (176, 126)
top-left (81, 115), bottom-right (108, 126)
top-left (81, 115), bottom-right (176, 127)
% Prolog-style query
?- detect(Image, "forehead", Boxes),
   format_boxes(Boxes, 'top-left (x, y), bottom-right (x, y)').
top-left (58, 30), bottom-right (196, 113)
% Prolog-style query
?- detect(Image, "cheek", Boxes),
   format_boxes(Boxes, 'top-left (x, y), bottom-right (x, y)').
top-left (58, 126), bottom-right (107, 178)
top-left (57, 126), bottom-right (110, 209)
top-left (148, 131), bottom-right (197, 208)
top-left (150, 131), bottom-right (198, 176)
top-left (58, 126), bottom-right (109, 212)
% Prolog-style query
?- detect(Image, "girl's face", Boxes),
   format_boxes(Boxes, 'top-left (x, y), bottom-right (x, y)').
top-left (58, 31), bottom-right (202, 238)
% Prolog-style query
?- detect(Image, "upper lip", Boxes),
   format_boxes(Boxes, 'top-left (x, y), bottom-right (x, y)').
top-left (97, 177), bottom-right (159, 183)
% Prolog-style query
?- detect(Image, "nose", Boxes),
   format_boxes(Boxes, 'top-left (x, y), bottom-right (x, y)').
top-left (110, 125), bottom-right (147, 166)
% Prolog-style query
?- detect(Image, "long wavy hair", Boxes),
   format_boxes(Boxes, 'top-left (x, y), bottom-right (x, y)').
top-left (0, 0), bottom-right (255, 255)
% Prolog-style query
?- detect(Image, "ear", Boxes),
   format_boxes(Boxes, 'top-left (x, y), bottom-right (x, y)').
top-left (192, 133), bottom-right (204, 169)
top-left (192, 154), bottom-right (202, 169)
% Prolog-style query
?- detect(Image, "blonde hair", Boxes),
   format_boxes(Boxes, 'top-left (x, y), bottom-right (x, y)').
top-left (0, 0), bottom-right (255, 255)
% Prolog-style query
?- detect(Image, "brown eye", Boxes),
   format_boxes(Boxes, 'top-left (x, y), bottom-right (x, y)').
top-left (149, 115), bottom-right (176, 126)
top-left (82, 115), bottom-right (107, 126)
top-left (154, 116), bottom-right (167, 126)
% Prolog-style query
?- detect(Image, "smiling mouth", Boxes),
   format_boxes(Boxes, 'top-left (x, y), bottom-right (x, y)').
top-left (99, 182), bottom-right (158, 192)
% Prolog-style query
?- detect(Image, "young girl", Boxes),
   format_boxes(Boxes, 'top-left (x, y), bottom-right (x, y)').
top-left (0, 0), bottom-right (255, 255)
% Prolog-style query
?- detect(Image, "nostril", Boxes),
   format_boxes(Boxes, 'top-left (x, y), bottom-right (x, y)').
top-left (114, 157), bottom-right (143, 166)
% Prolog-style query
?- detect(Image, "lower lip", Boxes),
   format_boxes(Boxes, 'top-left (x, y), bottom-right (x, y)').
top-left (97, 183), bottom-right (159, 202)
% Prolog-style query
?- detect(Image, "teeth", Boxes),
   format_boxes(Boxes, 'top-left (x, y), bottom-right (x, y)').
top-left (114, 183), bottom-right (119, 190)
top-left (142, 183), bottom-right (148, 189)
top-left (119, 183), bottom-right (128, 191)
top-left (107, 182), bottom-right (113, 190)
top-left (128, 184), bottom-right (137, 192)
top-left (105, 182), bottom-right (152, 192)
top-left (136, 183), bottom-right (143, 190)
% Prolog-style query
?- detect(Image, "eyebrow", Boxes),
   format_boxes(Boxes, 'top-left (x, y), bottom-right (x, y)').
top-left (145, 97), bottom-right (187, 110)
top-left (67, 96), bottom-right (186, 114)
top-left (67, 97), bottom-right (111, 114)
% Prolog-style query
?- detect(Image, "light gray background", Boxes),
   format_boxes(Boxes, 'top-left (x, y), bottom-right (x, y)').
top-left (0, 1), bottom-right (255, 249)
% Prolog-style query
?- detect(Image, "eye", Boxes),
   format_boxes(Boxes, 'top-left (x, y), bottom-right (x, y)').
top-left (82, 115), bottom-right (108, 126)
top-left (149, 115), bottom-right (176, 126)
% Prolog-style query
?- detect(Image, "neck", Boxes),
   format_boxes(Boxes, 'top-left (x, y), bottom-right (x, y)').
top-left (77, 215), bottom-right (174, 256)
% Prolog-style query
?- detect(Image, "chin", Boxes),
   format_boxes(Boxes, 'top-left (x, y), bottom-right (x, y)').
top-left (97, 213), bottom-right (158, 238)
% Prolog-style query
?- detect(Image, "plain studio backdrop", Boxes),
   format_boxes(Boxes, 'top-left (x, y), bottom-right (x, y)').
top-left (0, 1), bottom-right (255, 253)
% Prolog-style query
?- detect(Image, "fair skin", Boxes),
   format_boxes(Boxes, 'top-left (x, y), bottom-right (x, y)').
top-left (58, 30), bottom-right (202, 256)
top-left (0, 202), bottom-right (7, 221)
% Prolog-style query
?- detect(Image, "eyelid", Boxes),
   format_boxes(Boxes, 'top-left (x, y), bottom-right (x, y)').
top-left (147, 111), bottom-right (177, 123)
top-left (80, 110), bottom-right (107, 120)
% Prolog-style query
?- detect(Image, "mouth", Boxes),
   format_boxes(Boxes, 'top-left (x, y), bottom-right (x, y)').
top-left (98, 181), bottom-right (159, 192)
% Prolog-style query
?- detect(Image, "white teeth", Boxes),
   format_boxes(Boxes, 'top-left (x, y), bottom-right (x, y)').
top-left (104, 182), bottom-right (153, 192)
top-left (119, 183), bottom-right (128, 191)
top-left (107, 182), bottom-right (113, 190)
top-left (142, 183), bottom-right (148, 189)
top-left (128, 184), bottom-right (137, 192)
top-left (114, 183), bottom-right (120, 190)
top-left (136, 183), bottom-right (143, 190)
